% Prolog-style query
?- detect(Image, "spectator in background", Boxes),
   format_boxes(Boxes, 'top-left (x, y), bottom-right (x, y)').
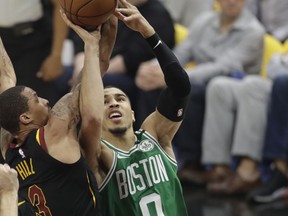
top-left (0, 0), bottom-right (68, 106)
top-left (202, 50), bottom-right (288, 195)
top-left (245, 0), bottom-right (288, 42)
top-left (202, 75), bottom-right (271, 194)
top-left (71, 0), bottom-right (175, 128)
top-left (247, 78), bottom-right (288, 202)
top-left (135, 0), bottom-right (265, 185)
top-left (159, 0), bottom-right (212, 27)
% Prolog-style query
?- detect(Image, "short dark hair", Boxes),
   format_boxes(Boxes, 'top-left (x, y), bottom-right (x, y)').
top-left (0, 86), bottom-right (29, 134)
top-left (104, 86), bottom-right (131, 104)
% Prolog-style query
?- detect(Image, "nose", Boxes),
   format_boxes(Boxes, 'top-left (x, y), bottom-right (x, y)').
top-left (109, 103), bottom-right (119, 108)
top-left (109, 99), bottom-right (119, 108)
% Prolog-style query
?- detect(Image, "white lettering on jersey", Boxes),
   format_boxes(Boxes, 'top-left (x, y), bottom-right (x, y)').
top-left (116, 154), bottom-right (169, 199)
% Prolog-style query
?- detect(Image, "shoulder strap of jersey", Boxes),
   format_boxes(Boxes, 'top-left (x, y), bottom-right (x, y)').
top-left (37, 127), bottom-right (48, 152)
top-left (139, 129), bottom-right (178, 166)
top-left (99, 150), bottom-right (117, 191)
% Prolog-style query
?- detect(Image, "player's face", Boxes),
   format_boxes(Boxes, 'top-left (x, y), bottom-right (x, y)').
top-left (22, 87), bottom-right (50, 127)
top-left (219, 0), bottom-right (245, 19)
top-left (103, 87), bottom-right (135, 135)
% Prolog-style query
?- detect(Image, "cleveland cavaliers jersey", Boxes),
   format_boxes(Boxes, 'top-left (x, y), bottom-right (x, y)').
top-left (99, 129), bottom-right (188, 216)
top-left (5, 127), bottom-right (100, 216)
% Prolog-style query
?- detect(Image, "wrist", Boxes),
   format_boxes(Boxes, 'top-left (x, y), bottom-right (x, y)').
top-left (146, 33), bottom-right (161, 49)
top-left (1, 189), bottom-right (18, 200)
top-left (84, 44), bottom-right (99, 53)
top-left (140, 25), bottom-right (155, 38)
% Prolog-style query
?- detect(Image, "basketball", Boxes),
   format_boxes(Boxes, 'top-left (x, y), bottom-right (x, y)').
top-left (59, 0), bottom-right (118, 30)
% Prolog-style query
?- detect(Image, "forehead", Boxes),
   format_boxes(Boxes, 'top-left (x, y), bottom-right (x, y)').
top-left (22, 87), bottom-right (36, 97)
top-left (104, 87), bottom-right (127, 97)
top-left (22, 87), bottom-right (37, 101)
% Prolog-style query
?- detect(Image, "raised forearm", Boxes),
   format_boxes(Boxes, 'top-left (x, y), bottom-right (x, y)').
top-left (99, 15), bottom-right (118, 75)
top-left (80, 44), bottom-right (103, 117)
top-left (0, 38), bottom-right (16, 93)
top-left (79, 42), bottom-right (103, 171)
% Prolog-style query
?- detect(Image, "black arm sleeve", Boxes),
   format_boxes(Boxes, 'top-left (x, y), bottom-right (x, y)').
top-left (146, 33), bottom-right (191, 97)
top-left (145, 33), bottom-right (191, 121)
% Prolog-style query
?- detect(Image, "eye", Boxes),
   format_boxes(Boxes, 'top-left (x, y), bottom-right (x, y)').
top-left (117, 96), bottom-right (126, 102)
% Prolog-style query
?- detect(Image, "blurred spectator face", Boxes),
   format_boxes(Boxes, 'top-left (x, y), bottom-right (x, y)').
top-left (219, 0), bottom-right (245, 19)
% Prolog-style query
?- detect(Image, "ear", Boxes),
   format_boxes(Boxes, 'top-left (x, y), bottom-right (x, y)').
top-left (19, 113), bottom-right (33, 125)
top-left (131, 110), bottom-right (135, 123)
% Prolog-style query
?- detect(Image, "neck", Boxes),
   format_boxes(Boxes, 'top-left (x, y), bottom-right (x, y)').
top-left (220, 15), bottom-right (237, 32)
top-left (103, 130), bottom-right (135, 151)
top-left (14, 125), bottom-right (39, 145)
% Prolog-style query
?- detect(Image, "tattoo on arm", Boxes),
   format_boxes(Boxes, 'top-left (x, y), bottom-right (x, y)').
top-left (50, 89), bottom-right (81, 130)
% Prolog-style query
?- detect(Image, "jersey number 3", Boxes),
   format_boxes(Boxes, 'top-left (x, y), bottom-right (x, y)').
top-left (28, 185), bottom-right (52, 216)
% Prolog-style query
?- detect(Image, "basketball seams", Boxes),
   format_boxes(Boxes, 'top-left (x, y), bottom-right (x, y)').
top-left (67, 0), bottom-right (117, 17)
top-left (59, 0), bottom-right (117, 27)
top-left (79, 0), bottom-right (117, 16)
top-left (74, 0), bottom-right (94, 26)
top-left (75, 0), bottom-right (93, 17)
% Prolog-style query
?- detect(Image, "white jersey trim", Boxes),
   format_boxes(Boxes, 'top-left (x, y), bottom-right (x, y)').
top-left (101, 139), bottom-right (138, 155)
top-left (136, 129), bottom-right (178, 167)
top-left (99, 150), bottom-right (117, 192)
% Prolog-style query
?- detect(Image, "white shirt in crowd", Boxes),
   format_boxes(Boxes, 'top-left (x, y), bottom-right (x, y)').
top-left (0, 0), bottom-right (43, 27)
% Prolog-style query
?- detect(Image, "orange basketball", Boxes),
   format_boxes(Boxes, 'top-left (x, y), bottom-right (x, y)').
top-left (59, 0), bottom-right (118, 30)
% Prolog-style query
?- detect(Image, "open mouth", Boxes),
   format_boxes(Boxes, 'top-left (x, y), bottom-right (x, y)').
top-left (109, 111), bottom-right (122, 120)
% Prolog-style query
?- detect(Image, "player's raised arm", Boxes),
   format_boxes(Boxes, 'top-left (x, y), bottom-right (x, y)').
top-left (60, 11), bottom-right (104, 173)
top-left (0, 38), bottom-right (16, 161)
top-left (115, 0), bottom-right (191, 157)
top-left (0, 37), bottom-right (16, 94)
top-left (99, 15), bottom-right (118, 76)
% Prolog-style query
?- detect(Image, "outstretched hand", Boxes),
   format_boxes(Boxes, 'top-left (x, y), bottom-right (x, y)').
top-left (60, 10), bottom-right (101, 44)
top-left (114, 0), bottom-right (155, 38)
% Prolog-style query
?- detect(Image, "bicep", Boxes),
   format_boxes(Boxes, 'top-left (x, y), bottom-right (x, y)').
top-left (141, 111), bottom-right (181, 151)
top-left (47, 91), bottom-right (80, 135)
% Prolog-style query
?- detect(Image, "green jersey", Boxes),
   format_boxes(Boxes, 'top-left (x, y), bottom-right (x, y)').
top-left (99, 129), bottom-right (188, 216)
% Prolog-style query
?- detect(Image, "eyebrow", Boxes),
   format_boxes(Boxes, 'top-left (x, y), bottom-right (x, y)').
top-left (31, 92), bottom-right (38, 102)
top-left (104, 93), bottom-right (127, 98)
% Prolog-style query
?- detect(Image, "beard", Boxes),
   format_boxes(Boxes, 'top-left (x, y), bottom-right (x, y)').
top-left (109, 127), bottom-right (128, 136)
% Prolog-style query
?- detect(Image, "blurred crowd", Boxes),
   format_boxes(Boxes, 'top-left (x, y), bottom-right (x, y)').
top-left (1, 0), bottom-right (288, 206)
